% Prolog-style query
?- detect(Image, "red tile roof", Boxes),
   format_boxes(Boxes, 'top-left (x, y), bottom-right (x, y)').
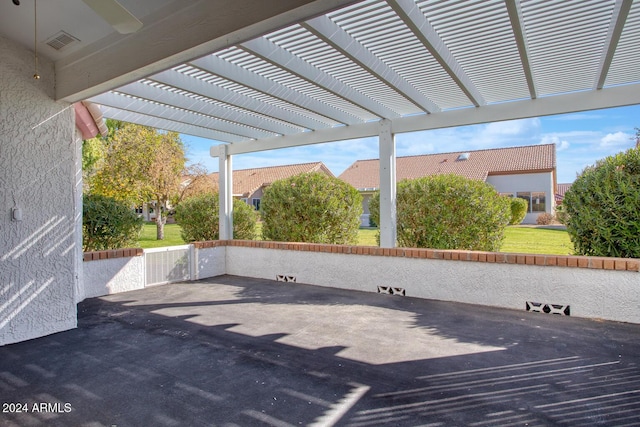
top-left (210, 162), bottom-right (334, 197)
top-left (339, 144), bottom-right (556, 190)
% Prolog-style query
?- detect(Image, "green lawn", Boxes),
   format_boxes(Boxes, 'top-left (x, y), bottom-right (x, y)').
top-left (138, 223), bottom-right (574, 255)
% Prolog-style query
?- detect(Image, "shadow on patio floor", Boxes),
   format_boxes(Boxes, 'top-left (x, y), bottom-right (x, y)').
top-left (1, 275), bottom-right (639, 426)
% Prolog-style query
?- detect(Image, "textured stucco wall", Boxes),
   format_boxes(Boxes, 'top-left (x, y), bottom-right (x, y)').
top-left (225, 246), bottom-right (640, 324)
top-left (0, 35), bottom-right (79, 345)
top-left (83, 257), bottom-right (145, 299)
top-left (195, 246), bottom-right (226, 280)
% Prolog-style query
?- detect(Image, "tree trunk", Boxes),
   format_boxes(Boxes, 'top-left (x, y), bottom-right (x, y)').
top-left (156, 204), bottom-right (165, 240)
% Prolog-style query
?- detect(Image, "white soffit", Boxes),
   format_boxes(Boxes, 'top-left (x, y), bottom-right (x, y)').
top-left (88, 0), bottom-right (640, 154)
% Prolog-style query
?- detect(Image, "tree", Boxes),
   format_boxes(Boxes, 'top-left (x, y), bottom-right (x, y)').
top-left (83, 194), bottom-right (143, 251)
top-left (92, 124), bottom-right (186, 240)
top-left (260, 173), bottom-right (362, 244)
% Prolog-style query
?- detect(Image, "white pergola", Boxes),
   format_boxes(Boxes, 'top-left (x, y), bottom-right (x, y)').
top-left (87, 0), bottom-right (640, 247)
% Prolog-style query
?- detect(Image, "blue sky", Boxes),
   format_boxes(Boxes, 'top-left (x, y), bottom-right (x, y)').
top-left (181, 104), bottom-right (640, 184)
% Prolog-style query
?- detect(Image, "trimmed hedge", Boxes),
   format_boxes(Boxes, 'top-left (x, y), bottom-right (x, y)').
top-left (563, 147), bottom-right (640, 258)
top-left (261, 173), bottom-right (362, 244)
top-left (509, 197), bottom-right (528, 225)
top-left (174, 193), bottom-right (257, 242)
top-left (370, 174), bottom-right (511, 251)
top-left (83, 194), bottom-right (143, 251)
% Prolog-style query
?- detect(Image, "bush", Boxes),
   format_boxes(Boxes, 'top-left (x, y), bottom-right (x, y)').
top-left (555, 204), bottom-right (568, 225)
top-left (509, 197), bottom-right (528, 225)
top-left (83, 194), bottom-right (143, 251)
top-left (370, 174), bottom-right (511, 251)
top-left (261, 172), bottom-right (362, 244)
top-left (175, 193), bottom-right (257, 241)
top-left (536, 212), bottom-right (555, 225)
top-left (563, 147), bottom-right (640, 258)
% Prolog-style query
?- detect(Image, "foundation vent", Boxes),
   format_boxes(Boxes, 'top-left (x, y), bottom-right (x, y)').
top-left (377, 286), bottom-right (405, 296)
top-left (526, 301), bottom-right (570, 316)
top-left (45, 31), bottom-right (80, 51)
top-left (276, 275), bottom-right (296, 283)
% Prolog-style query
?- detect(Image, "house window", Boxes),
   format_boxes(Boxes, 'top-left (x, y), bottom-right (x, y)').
top-left (516, 192), bottom-right (546, 213)
top-left (252, 198), bottom-right (261, 210)
top-left (531, 192), bottom-right (546, 212)
top-left (240, 198), bottom-right (248, 204)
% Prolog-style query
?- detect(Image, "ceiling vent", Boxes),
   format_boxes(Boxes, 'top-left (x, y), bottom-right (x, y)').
top-left (457, 153), bottom-right (470, 161)
top-left (45, 31), bottom-right (80, 51)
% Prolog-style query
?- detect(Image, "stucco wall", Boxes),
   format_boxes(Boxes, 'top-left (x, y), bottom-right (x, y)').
top-left (195, 246), bottom-right (226, 280)
top-left (83, 255), bottom-right (145, 299)
top-left (487, 172), bottom-right (555, 224)
top-left (225, 245), bottom-right (640, 324)
top-left (0, 35), bottom-right (79, 345)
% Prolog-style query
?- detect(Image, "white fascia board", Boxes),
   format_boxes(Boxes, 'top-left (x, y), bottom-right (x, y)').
top-left (190, 54), bottom-right (362, 126)
top-left (151, 69), bottom-right (323, 131)
top-left (102, 107), bottom-right (245, 143)
top-left (213, 83), bottom-right (640, 155)
top-left (242, 36), bottom-right (397, 118)
top-left (91, 92), bottom-right (272, 140)
top-left (388, 0), bottom-right (486, 107)
top-left (303, 15), bottom-right (440, 114)
top-left (56, 0), bottom-right (361, 102)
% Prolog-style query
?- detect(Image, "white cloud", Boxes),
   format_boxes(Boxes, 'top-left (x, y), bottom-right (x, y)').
top-left (600, 131), bottom-right (632, 147)
top-left (539, 135), bottom-right (569, 151)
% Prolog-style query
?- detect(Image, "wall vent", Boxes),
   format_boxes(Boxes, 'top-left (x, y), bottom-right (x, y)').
top-left (526, 301), bottom-right (570, 316)
top-left (377, 286), bottom-right (405, 296)
top-left (45, 31), bottom-right (80, 51)
top-left (276, 275), bottom-right (296, 282)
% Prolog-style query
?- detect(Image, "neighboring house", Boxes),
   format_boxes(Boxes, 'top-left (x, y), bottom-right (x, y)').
top-left (339, 144), bottom-right (557, 225)
top-left (555, 182), bottom-right (573, 204)
top-left (206, 162), bottom-right (335, 210)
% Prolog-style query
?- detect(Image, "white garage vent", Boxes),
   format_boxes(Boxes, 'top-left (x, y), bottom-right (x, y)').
top-left (526, 301), bottom-right (570, 316)
top-left (377, 286), bottom-right (405, 296)
top-left (276, 275), bottom-right (296, 282)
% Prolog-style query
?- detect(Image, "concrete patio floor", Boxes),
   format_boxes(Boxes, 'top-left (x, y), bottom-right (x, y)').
top-left (1, 275), bottom-right (640, 426)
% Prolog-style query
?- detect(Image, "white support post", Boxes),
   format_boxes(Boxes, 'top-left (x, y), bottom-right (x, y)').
top-left (218, 144), bottom-right (233, 240)
top-left (378, 119), bottom-right (397, 248)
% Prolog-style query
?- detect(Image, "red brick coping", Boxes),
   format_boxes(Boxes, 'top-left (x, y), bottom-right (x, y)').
top-left (83, 242), bottom-right (639, 272)
top-left (192, 240), bottom-right (640, 272)
top-left (83, 248), bottom-right (143, 262)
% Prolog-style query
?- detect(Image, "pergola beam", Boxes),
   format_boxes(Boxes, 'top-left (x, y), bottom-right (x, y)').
top-left (302, 15), bottom-right (440, 114)
top-left (505, 0), bottom-right (538, 99)
top-left (190, 55), bottom-right (362, 126)
top-left (242, 36), bottom-right (398, 119)
top-left (212, 83), bottom-right (640, 156)
top-left (151, 69), bottom-right (323, 131)
top-left (388, 0), bottom-right (486, 107)
top-left (594, 0), bottom-right (633, 90)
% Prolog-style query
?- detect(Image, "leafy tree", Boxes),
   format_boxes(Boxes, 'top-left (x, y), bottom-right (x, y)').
top-left (174, 193), bottom-right (257, 241)
top-left (92, 124), bottom-right (186, 240)
top-left (563, 146), bottom-right (640, 258)
top-left (261, 173), bottom-right (362, 244)
top-left (83, 194), bottom-right (143, 251)
top-left (370, 174), bottom-right (511, 251)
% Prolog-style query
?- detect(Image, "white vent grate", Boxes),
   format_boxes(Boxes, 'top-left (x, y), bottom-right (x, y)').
top-left (145, 246), bottom-right (191, 286)
top-left (45, 31), bottom-right (79, 51)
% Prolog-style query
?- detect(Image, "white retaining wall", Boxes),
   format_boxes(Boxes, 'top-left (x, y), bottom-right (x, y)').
top-left (225, 246), bottom-right (640, 324)
top-left (83, 256), bottom-right (145, 299)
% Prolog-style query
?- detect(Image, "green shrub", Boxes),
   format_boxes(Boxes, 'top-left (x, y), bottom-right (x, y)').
top-left (83, 194), bottom-right (143, 251)
top-left (563, 147), bottom-right (640, 258)
top-left (261, 172), bottom-right (362, 244)
top-left (509, 197), bottom-right (528, 225)
top-left (536, 212), bottom-right (555, 225)
top-left (555, 204), bottom-right (568, 225)
top-left (370, 174), bottom-right (511, 251)
top-left (175, 193), bottom-right (257, 241)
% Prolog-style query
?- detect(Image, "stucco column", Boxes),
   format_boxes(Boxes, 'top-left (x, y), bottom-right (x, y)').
top-left (218, 144), bottom-right (233, 240)
top-left (379, 119), bottom-right (397, 248)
